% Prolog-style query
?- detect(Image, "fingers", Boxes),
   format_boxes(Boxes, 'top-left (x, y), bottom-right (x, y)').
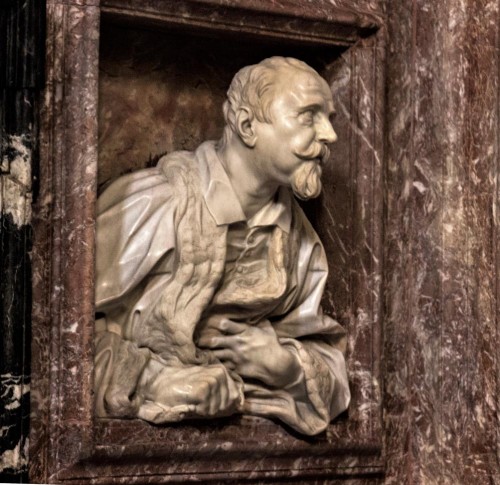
top-left (197, 334), bottom-right (238, 349)
top-left (212, 349), bottom-right (239, 372)
top-left (193, 365), bottom-right (242, 416)
top-left (196, 328), bottom-right (221, 342)
top-left (212, 348), bottom-right (235, 362)
top-left (221, 360), bottom-right (236, 371)
top-left (219, 318), bottom-right (247, 334)
top-left (218, 367), bottom-right (239, 412)
top-left (199, 316), bottom-right (247, 334)
top-left (199, 314), bottom-right (226, 331)
top-left (193, 367), bottom-right (222, 416)
top-left (226, 373), bottom-right (244, 409)
top-left (209, 371), bottom-right (224, 416)
top-left (196, 333), bottom-right (215, 348)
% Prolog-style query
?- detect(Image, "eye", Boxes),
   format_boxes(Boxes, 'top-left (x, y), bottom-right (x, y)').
top-left (298, 110), bottom-right (314, 126)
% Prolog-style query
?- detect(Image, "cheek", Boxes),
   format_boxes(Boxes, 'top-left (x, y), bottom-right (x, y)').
top-left (290, 130), bottom-right (316, 152)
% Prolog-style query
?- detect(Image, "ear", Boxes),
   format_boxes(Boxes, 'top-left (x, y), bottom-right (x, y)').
top-left (235, 107), bottom-right (257, 148)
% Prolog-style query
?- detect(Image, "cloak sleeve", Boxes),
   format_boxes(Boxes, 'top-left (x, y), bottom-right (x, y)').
top-left (94, 167), bottom-right (179, 418)
top-left (243, 206), bottom-right (351, 435)
top-left (94, 158), bottom-right (237, 421)
top-left (95, 167), bottom-right (177, 311)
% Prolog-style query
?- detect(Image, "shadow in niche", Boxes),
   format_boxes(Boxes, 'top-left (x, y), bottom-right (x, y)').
top-left (262, 409), bottom-right (351, 444)
top-left (97, 18), bottom-right (347, 188)
top-left (145, 408), bottom-right (350, 442)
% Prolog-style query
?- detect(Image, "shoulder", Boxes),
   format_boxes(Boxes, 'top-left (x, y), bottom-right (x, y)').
top-left (97, 149), bottom-right (202, 214)
top-left (157, 149), bottom-right (201, 188)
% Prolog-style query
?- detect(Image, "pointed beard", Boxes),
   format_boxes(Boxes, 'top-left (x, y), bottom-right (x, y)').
top-left (291, 161), bottom-right (322, 200)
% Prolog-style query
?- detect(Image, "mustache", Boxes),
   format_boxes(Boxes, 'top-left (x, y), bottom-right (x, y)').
top-left (294, 143), bottom-right (330, 163)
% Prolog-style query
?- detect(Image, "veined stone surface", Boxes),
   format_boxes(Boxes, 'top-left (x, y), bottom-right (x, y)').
top-left (0, 0), bottom-right (42, 481)
top-left (384, 0), bottom-right (500, 483)
top-left (22, 0), bottom-right (500, 482)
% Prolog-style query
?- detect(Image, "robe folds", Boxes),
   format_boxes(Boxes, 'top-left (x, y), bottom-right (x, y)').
top-left (94, 140), bottom-right (350, 435)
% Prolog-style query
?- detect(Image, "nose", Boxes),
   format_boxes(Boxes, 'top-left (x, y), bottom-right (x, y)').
top-left (316, 114), bottom-right (337, 144)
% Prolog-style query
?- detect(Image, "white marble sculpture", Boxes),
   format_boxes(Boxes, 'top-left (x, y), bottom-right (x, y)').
top-left (94, 57), bottom-right (350, 435)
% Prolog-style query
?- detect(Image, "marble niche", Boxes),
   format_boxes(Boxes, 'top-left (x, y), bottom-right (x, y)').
top-left (30, 1), bottom-right (385, 483)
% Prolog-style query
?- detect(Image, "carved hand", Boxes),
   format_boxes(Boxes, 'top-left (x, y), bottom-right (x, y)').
top-left (197, 319), bottom-right (303, 389)
top-left (140, 363), bottom-right (243, 417)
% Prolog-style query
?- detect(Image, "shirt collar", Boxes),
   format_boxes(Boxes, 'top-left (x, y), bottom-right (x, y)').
top-left (196, 141), bottom-right (292, 233)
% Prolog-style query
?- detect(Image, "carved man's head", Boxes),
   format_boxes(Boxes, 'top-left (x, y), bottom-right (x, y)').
top-left (222, 57), bottom-right (337, 200)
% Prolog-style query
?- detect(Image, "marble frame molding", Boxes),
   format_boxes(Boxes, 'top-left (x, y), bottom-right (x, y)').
top-left (30, 1), bottom-right (386, 482)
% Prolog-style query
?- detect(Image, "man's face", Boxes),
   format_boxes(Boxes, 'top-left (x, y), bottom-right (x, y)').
top-left (253, 68), bottom-right (337, 200)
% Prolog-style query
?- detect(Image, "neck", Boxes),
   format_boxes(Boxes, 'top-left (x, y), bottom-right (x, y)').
top-left (216, 136), bottom-right (279, 219)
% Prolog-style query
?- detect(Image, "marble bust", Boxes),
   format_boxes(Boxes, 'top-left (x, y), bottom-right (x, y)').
top-left (94, 56), bottom-right (350, 436)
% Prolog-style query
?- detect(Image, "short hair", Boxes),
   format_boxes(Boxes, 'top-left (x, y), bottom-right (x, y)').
top-left (222, 57), bottom-right (320, 135)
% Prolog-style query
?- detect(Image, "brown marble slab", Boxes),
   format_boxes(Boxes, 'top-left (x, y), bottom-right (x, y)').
top-left (100, 0), bottom-right (382, 47)
top-left (30, 1), bottom-right (100, 481)
top-left (384, 0), bottom-right (500, 483)
top-left (24, 0), bottom-right (500, 482)
top-left (30, 0), bottom-right (386, 483)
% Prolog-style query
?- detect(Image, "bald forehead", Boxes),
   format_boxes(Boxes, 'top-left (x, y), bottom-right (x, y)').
top-left (269, 67), bottom-right (334, 114)
top-left (274, 67), bottom-right (332, 100)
